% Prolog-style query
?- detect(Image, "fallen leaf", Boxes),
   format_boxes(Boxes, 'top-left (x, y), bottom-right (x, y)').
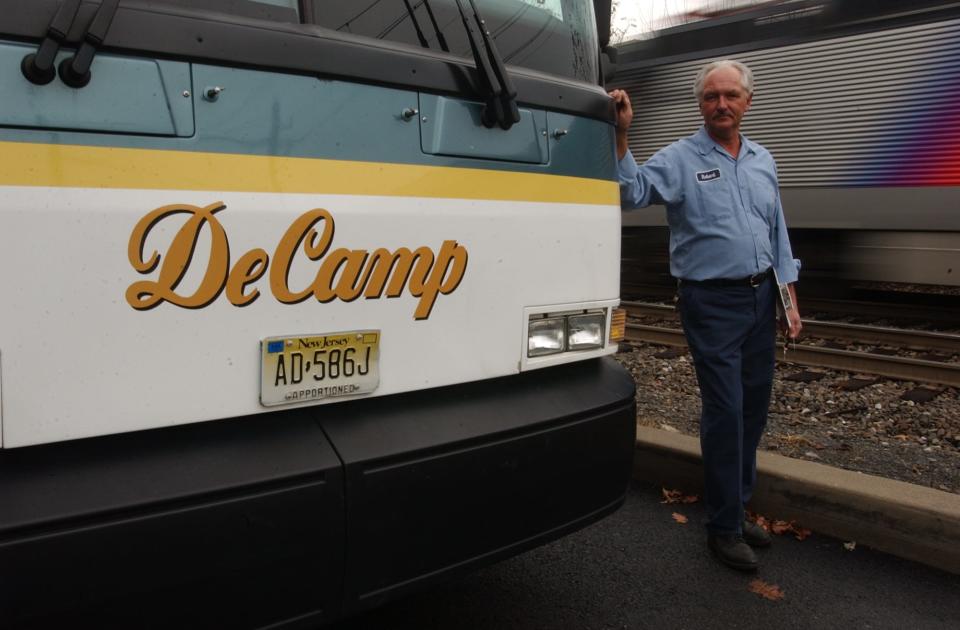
top-left (746, 511), bottom-right (771, 532)
top-left (672, 512), bottom-right (688, 524)
top-left (843, 541), bottom-right (857, 551)
top-left (893, 435), bottom-right (910, 441)
top-left (771, 520), bottom-right (792, 535)
top-left (661, 488), bottom-right (700, 504)
top-left (662, 488), bottom-right (682, 503)
top-left (749, 579), bottom-right (785, 601)
top-left (769, 519), bottom-right (811, 540)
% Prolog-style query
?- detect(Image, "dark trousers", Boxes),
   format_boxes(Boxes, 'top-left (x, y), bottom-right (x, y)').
top-left (678, 277), bottom-right (776, 535)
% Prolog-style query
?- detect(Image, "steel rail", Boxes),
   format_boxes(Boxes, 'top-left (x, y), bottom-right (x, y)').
top-left (802, 298), bottom-right (960, 326)
top-left (625, 323), bottom-right (960, 388)
top-left (622, 301), bottom-right (960, 354)
top-left (621, 291), bottom-right (960, 325)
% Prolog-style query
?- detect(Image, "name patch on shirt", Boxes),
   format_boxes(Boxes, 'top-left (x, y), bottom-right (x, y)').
top-left (696, 168), bottom-right (721, 182)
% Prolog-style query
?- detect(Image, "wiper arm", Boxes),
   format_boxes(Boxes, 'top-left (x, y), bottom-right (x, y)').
top-left (454, 0), bottom-right (521, 130)
top-left (20, 0), bottom-right (83, 85)
top-left (59, 0), bottom-right (121, 88)
top-left (468, 0), bottom-right (520, 129)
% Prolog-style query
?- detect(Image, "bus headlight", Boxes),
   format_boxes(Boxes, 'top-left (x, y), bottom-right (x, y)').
top-left (567, 313), bottom-right (605, 350)
top-left (527, 317), bottom-right (566, 356)
top-left (527, 309), bottom-right (609, 358)
top-left (522, 302), bottom-right (619, 369)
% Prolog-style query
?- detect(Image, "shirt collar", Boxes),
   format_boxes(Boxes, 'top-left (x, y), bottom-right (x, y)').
top-left (694, 125), bottom-right (758, 158)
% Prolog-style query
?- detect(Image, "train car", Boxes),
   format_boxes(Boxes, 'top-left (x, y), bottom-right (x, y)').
top-left (611, 0), bottom-right (960, 288)
top-left (0, 1), bottom-right (634, 626)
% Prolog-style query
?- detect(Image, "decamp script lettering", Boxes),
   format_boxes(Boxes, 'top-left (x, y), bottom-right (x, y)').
top-left (126, 202), bottom-right (468, 319)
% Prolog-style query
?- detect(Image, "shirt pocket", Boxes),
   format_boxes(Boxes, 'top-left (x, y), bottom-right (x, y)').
top-left (693, 177), bottom-right (737, 227)
top-left (752, 180), bottom-right (778, 220)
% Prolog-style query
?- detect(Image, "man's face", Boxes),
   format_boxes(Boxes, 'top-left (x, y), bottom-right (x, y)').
top-left (698, 66), bottom-right (752, 139)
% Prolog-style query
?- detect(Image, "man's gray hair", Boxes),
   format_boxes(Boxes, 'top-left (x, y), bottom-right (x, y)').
top-left (693, 59), bottom-right (754, 100)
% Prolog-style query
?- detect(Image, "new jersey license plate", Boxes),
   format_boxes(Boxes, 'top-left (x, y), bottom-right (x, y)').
top-left (260, 331), bottom-right (380, 406)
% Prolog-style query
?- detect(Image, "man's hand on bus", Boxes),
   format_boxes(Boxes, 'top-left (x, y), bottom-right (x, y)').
top-left (608, 89), bottom-right (633, 160)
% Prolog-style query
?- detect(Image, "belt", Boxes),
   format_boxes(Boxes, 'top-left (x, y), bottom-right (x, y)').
top-left (680, 268), bottom-right (772, 288)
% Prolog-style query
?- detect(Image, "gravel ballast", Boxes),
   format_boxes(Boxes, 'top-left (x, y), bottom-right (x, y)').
top-left (616, 342), bottom-right (960, 495)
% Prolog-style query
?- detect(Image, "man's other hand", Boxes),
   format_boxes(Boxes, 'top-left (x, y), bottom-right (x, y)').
top-left (780, 284), bottom-right (802, 340)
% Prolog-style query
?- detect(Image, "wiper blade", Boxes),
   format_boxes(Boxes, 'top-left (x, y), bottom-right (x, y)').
top-left (402, 0), bottom-right (430, 49)
top-left (400, 0), bottom-right (449, 53)
top-left (454, 0), bottom-right (521, 130)
top-left (423, 0), bottom-right (449, 52)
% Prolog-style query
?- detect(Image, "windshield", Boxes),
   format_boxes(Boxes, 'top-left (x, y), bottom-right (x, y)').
top-left (311, 0), bottom-right (599, 84)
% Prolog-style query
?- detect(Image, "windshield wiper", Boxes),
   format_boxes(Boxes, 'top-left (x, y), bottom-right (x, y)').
top-left (402, 0), bottom-right (430, 48)
top-left (59, 0), bottom-right (121, 88)
top-left (400, 0), bottom-right (449, 53)
top-left (454, 0), bottom-right (521, 130)
top-left (423, 0), bottom-right (449, 52)
top-left (20, 0), bottom-right (83, 85)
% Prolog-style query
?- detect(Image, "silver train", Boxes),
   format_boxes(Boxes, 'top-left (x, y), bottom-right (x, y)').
top-left (610, 0), bottom-right (960, 286)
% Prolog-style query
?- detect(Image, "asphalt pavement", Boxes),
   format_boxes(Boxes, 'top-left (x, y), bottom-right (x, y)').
top-left (635, 426), bottom-right (960, 574)
top-left (332, 481), bottom-right (960, 630)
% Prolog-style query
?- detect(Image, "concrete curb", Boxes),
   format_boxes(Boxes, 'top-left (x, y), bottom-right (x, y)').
top-left (634, 425), bottom-right (960, 575)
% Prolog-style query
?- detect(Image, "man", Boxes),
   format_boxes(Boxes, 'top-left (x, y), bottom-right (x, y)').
top-left (610, 60), bottom-right (802, 571)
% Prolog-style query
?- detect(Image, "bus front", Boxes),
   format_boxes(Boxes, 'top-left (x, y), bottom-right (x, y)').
top-left (0, 0), bottom-right (635, 625)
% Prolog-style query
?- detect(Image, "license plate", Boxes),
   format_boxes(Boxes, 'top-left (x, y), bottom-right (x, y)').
top-left (260, 331), bottom-right (380, 406)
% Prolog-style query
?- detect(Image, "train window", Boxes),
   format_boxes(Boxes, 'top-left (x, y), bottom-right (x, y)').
top-left (307, 0), bottom-right (599, 84)
top-left (155, 0), bottom-right (301, 23)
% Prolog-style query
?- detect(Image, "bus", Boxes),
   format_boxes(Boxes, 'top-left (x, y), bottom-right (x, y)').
top-left (0, 0), bottom-right (634, 626)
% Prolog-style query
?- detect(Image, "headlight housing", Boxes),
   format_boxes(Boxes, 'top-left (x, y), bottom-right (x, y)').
top-left (526, 309), bottom-right (608, 358)
top-left (566, 312), bottom-right (605, 350)
top-left (527, 317), bottom-right (566, 357)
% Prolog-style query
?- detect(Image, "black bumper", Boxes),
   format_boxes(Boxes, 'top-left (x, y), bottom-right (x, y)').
top-left (0, 357), bottom-right (636, 628)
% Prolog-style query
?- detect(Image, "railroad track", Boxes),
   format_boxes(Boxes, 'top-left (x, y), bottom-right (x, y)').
top-left (622, 285), bottom-right (960, 326)
top-left (622, 301), bottom-right (960, 388)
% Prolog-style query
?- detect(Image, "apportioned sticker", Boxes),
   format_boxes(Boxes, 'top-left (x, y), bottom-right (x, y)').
top-left (260, 331), bottom-right (380, 406)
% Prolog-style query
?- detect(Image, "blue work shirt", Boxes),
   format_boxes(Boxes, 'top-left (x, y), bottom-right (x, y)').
top-left (618, 126), bottom-right (800, 284)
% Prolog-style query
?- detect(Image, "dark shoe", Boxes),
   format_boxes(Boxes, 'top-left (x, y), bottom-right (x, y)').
top-left (708, 533), bottom-right (758, 572)
top-left (742, 519), bottom-right (772, 548)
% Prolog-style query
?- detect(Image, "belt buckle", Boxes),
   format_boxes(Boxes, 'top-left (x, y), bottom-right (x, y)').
top-left (749, 272), bottom-right (763, 288)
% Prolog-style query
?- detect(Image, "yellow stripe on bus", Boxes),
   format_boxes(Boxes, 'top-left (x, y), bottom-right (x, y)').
top-left (0, 141), bottom-right (618, 205)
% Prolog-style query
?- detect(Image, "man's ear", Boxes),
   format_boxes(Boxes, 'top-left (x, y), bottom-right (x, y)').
top-left (745, 93), bottom-right (753, 111)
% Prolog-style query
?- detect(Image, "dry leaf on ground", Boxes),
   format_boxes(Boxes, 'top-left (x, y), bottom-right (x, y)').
top-left (749, 579), bottom-right (785, 601)
top-left (661, 488), bottom-right (700, 504)
top-left (771, 520), bottom-right (792, 535)
top-left (747, 512), bottom-right (771, 532)
top-left (792, 525), bottom-right (812, 541)
top-left (749, 512), bottom-right (811, 541)
top-left (671, 512), bottom-right (689, 524)
top-left (771, 520), bottom-right (812, 540)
